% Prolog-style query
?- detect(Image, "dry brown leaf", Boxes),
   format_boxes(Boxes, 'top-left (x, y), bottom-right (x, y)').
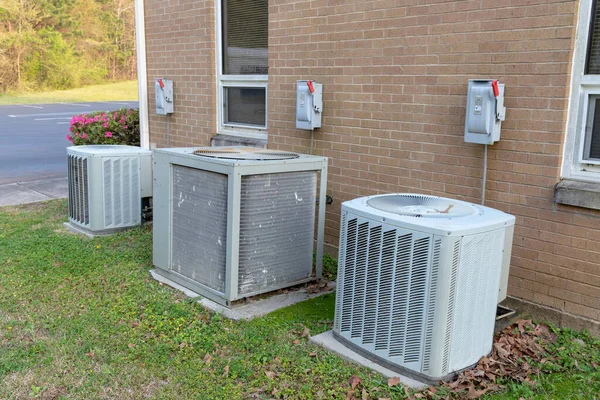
top-left (466, 386), bottom-right (488, 399)
top-left (387, 377), bottom-right (401, 387)
top-left (265, 371), bottom-right (276, 379)
top-left (309, 352), bottom-right (317, 357)
top-left (301, 327), bottom-right (311, 338)
top-left (223, 365), bottom-right (229, 377)
top-left (203, 353), bottom-right (212, 366)
top-left (345, 389), bottom-right (355, 400)
top-left (349, 375), bottom-right (361, 389)
top-left (84, 350), bottom-right (94, 359)
top-left (272, 387), bottom-right (279, 395)
top-left (362, 388), bottom-right (368, 400)
top-left (293, 339), bottom-right (301, 345)
top-left (127, 343), bottom-right (136, 348)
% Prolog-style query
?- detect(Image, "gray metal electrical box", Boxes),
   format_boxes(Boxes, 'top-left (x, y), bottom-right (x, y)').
top-left (464, 79), bottom-right (506, 145)
top-left (296, 80), bottom-right (322, 130)
top-left (155, 78), bottom-right (174, 115)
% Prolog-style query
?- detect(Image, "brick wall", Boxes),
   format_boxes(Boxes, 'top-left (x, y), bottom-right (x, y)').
top-left (267, 0), bottom-right (600, 323)
top-left (145, 0), bottom-right (217, 148)
top-left (145, 0), bottom-right (600, 325)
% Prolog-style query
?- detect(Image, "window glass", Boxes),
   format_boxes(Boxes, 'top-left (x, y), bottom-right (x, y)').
top-left (224, 87), bottom-right (266, 127)
top-left (222, 0), bottom-right (268, 75)
top-left (589, 98), bottom-right (600, 159)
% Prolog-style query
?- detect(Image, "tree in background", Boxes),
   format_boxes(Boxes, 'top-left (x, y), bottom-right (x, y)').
top-left (0, 0), bottom-right (137, 92)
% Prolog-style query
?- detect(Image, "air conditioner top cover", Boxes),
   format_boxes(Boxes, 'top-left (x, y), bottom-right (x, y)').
top-left (67, 145), bottom-right (151, 157)
top-left (153, 146), bottom-right (326, 166)
top-left (345, 193), bottom-right (515, 236)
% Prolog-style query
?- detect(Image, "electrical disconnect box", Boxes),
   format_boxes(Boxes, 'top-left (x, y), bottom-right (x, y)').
top-left (464, 79), bottom-right (506, 145)
top-left (296, 80), bottom-right (322, 130)
top-left (155, 78), bottom-right (174, 115)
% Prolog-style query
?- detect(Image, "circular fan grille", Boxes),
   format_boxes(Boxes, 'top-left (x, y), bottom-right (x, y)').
top-left (366, 194), bottom-right (479, 219)
top-left (192, 147), bottom-right (299, 160)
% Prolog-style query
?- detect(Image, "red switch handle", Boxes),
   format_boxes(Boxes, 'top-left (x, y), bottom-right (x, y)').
top-left (491, 80), bottom-right (499, 97)
top-left (158, 78), bottom-right (165, 89)
top-left (307, 80), bottom-right (315, 94)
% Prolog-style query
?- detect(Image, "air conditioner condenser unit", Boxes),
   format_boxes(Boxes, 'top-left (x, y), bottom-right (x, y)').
top-left (333, 194), bottom-right (515, 384)
top-left (152, 147), bottom-right (328, 307)
top-left (66, 145), bottom-right (153, 237)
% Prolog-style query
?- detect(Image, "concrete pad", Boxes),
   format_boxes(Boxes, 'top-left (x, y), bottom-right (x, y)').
top-left (0, 183), bottom-right (51, 207)
top-left (21, 177), bottom-right (68, 198)
top-left (150, 269), bottom-right (331, 321)
top-left (310, 331), bottom-right (428, 389)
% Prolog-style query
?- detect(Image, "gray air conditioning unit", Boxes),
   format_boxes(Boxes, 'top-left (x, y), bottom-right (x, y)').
top-left (333, 194), bottom-right (515, 384)
top-left (152, 147), bottom-right (328, 307)
top-left (66, 145), bottom-right (153, 236)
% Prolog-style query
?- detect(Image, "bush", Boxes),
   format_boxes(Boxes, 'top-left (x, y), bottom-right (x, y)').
top-left (67, 108), bottom-right (140, 146)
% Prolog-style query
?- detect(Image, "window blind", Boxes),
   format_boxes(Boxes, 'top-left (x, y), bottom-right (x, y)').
top-left (591, 101), bottom-right (600, 159)
top-left (587, 0), bottom-right (600, 74)
top-left (222, 0), bottom-right (268, 75)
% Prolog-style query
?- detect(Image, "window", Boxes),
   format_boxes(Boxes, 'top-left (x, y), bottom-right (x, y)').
top-left (564, 0), bottom-right (600, 180)
top-left (217, 0), bottom-right (268, 137)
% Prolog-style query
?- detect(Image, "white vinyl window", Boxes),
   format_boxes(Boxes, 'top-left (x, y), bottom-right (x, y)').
top-left (564, 0), bottom-right (600, 180)
top-left (216, 0), bottom-right (268, 138)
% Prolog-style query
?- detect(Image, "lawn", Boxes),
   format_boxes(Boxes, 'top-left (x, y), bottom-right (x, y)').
top-left (0, 200), bottom-right (598, 399)
top-left (0, 81), bottom-right (138, 105)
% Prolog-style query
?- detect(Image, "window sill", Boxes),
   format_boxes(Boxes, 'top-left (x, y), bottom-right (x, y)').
top-left (210, 134), bottom-right (267, 148)
top-left (554, 179), bottom-right (600, 210)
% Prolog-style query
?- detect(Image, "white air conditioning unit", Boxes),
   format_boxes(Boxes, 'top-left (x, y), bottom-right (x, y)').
top-left (333, 194), bottom-right (515, 384)
top-left (66, 145), bottom-right (153, 236)
top-left (152, 147), bottom-right (328, 307)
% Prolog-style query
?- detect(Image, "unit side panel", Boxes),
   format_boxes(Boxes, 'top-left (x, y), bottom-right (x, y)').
top-left (171, 165), bottom-right (229, 293)
top-left (237, 171), bottom-right (317, 294)
top-left (449, 228), bottom-right (505, 372)
top-left (101, 156), bottom-right (141, 229)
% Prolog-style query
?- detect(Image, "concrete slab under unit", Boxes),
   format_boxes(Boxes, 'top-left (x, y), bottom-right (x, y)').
top-left (150, 270), bottom-right (331, 321)
top-left (310, 330), bottom-right (428, 389)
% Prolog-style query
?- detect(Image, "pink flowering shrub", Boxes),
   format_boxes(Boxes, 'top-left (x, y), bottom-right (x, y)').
top-left (67, 108), bottom-right (139, 146)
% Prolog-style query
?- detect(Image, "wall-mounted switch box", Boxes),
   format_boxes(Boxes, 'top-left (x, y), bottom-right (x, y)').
top-left (296, 80), bottom-right (322, 130)
top-left (155, 78), bottom-right (174, 115)
top-left (464, 79), bottom-right (506, 145)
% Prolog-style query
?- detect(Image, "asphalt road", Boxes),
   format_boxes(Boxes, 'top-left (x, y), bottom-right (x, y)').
top-left (0, 101), bottom-right (138, 185)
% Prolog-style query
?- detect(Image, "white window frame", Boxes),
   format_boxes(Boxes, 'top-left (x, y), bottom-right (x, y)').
top-left (563, 0), bottom-right (600, 181)
top-left (215, 0), bottom-right (268, 140)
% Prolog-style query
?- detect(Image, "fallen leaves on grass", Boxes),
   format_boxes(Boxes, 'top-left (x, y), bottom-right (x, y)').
top-left (349, 375), bottom-right (361, 389)
top-left (387, 377), bottom-right (401, 387)
top-left (419, 319), bottom-right (558, 399)
top-left (265, 371), bottom-right (276, 379)
top-left (306, 281), bottom-right (333, 294)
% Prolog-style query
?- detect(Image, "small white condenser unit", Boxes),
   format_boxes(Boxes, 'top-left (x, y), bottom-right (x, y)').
top-left (66, 145), bottom-right (153, 236)
top-left (152, 147), bottom-right (328, 307)
top-left (333, 194), bottom-right (515, 384)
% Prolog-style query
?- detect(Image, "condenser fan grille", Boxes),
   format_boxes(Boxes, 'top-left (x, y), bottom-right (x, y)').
top-left (366, 194), bottom-right (479, 219)
top-left (193, 147), bottom-right (299, 160)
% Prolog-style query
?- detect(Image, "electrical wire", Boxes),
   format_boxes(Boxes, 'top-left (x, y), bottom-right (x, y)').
top-left (166, 114), bottom-right (171, 147)
top-left (481, 144), bottom-right (488, 205)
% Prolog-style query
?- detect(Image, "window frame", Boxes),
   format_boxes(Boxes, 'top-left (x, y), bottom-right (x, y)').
top-left (215, 0), bottom-right (268, 140)
top-left (564, 0), bottom-right (600, 181)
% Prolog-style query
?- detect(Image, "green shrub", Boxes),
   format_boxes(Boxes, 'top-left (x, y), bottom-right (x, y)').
top-left (67, 108), bottom-right (139, 146)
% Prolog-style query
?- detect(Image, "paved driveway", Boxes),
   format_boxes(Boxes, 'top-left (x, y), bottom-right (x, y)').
top-left (0, 101), bottom-right (138, 207)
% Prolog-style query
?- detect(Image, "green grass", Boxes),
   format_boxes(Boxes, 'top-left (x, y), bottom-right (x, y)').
top-left (0, 200), bottom-right (599, 399)
top-left (0, 81), bottom-right (138, 105)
